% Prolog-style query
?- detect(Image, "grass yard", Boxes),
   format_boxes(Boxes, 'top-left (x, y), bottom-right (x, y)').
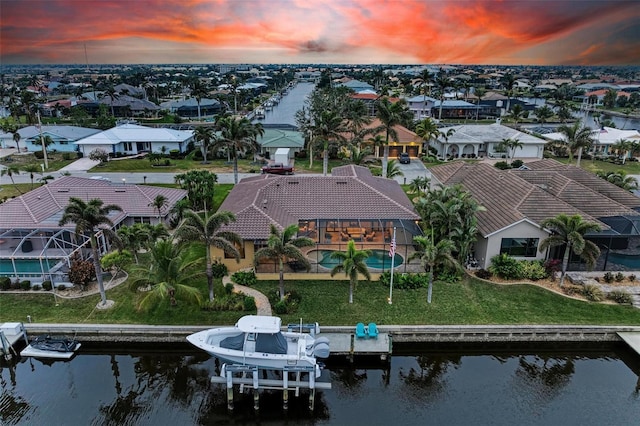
top-left (556, 157), bottom-right (640, 175)
top-left (3, 274), bottom-right (635, 326)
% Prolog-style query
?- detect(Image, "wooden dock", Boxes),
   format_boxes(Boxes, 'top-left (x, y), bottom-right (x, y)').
top-left (618, 332), bottom-right (640, 356)
top-left (324, 332), bottom-right (392, 360)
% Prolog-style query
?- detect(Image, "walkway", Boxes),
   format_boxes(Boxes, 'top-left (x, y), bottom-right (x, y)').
top-left (223, 275), bottom-right (272, 316)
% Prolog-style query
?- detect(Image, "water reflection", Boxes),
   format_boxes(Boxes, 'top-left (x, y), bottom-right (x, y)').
top-left (2, 343), bottom-right (640, 425)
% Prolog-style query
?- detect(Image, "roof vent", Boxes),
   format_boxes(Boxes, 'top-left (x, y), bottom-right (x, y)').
top-left (57, 189), bottom-right (69, 193)
top-left (288, 181), bottom-right (299, 185)
top-left (115, 189), bottom-right (126, 193)
top-left (336, 181), bottom-right (348, 185)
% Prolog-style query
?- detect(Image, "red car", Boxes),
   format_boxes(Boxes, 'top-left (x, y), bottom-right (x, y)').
top-left (261, 163), bottom-right (294, 175)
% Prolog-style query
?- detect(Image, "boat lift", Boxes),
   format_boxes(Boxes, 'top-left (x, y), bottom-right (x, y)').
top-left (211, 363), bottom-right (331, 411)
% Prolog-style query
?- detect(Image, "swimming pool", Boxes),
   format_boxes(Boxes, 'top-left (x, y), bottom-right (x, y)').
top-left (308, 249), bottom-right (404, 269)
top-left (606, 252), bottom-right (640, 268)
top-left (0, 259), bottom-right (58, 275)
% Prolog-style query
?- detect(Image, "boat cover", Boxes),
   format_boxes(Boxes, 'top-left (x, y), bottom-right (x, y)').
top-left (255, 332), bottom-right (287, 354)
top-left (220, 333), bottom-right (245, 350)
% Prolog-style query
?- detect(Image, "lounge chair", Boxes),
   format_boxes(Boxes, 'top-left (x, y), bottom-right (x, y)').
top-left (355, 322), bottom-right (367, 339)
top-left (368, 322), bottom-right (379, 338)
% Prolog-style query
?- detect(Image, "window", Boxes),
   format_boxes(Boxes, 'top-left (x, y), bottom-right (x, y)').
top-left (133, 217), bottom-right (151, 224)
top-left (500, 238), bottom-right (539, 257)
top-left (124, 142), bottom-right (133, 151)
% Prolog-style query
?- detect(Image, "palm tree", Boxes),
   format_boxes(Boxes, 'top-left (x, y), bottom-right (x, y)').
top-left (174, 209), bottom-right (241, 302)
top-left (435, 70), bottom-right (450, 121)
top-left (128, 238), bottom-right (203, 310)
top-left (557, 121), bottom-right (594, 166)
top-left (148, 194), bottom-right (168, 219)
top-left (539, 214), bottom-right (601, 286)
top-left (329, 240), bottom-right (371, 304)
top-left (502, 73), bottom-right (516, 112)
top-left (21, 164), bottom-right (41, 189)
top-left (418, 68), bottom-right (433, 118)
top-left (215, 116), bottom-right (264, 184)
top-left (535, 105), bottom-right (554, 129)
top-left (596, 170), bottom-right (639, 191)
top-left (409, 235), bottom-right (461, 303)
top-left (254, 224), bottom-right (315, 301)
top-left (59, 197), bottom-right (122, 306)
top-left (509, 104), bottom-right (525, 128)
top-left (190, 79), bottom-right (209, 121)
top-left (409, 176), bottom-right (430, 195)
top-left (474, 86), bottom-right (486, 121)
top-left (497, 138), bottom-right (524, 165)
top-left (415, 118), bottom-right (439, 158)
top-left (612, 138), bottom-right (633, 164)
top-left (314, 109), bottom-right (346, 176)
top-left (193, 126), bottom-right (215, 164)
top-left (375, 97), bottom-right (410, 178)
top-left (116, 224), bottom-right (149, 263)
top-left (0, 165), bottom-right (22, 194)
top-left (103, 85), bottom-right (120, 117)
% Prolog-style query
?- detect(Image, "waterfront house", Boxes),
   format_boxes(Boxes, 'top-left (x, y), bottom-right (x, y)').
top-left (16, 125), bottom-right (101, 153)
top-left (0, 176), bottom-right (187, 286)
top-left (429, 159), bottom-right (640, 271)
top-left (213, 165), bottom-right (421, 275)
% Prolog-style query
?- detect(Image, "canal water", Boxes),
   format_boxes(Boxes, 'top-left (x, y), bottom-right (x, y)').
top-left (258, 82), bottom-right (315, 127)
top-left (2, 342), bottom-right (640, 425)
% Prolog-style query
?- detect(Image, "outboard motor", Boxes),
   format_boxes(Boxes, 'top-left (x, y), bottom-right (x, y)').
top-left (312, 336), bottom-right (330, 359)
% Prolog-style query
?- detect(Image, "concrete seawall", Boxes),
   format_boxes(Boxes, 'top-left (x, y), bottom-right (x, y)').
top-left (22, 323), bottom-right (640, 344)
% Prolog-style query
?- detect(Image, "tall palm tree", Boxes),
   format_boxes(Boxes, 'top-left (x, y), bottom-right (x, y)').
top-left (215, 116), bottom-right (264, 184)
top-left (330, 240), bottom-right (371, 304)
top-left (174, 209), bottom-right (241, 302)
top-left (59, 197), bottom-right (122, 306)
top-left (128, 238), bottom-right (203, 310)
top-left (435, 69), bottom-right (450, 121)
top-left (415, 118), bottom-right (439, 158)
top-left (103, 85), bottom-right (120, 117)
top-left (193, 126), bottom-right (215, 164)
top-left (509, 104), bottom-right (525, 128)
top-left (148, 194), bottom-right (169, 219)
top-left (116, 223), bottom-right (149, 264)
top-left (474, 86), bottom-right (486, 121)
top-left (497, 138), bottom-right (524, 165)
top-left (254, 224), bottom-right (315, 301)
top-left (409, 176), bottom-right (430, 195)
top-left (502, 73), bottom-right (516, 113)
top-left (612, 138), bottom-right (633, 164)
top-left (0, 165), bottom-right (23, 194)
top-left (418, 68), bottom-right (433, 118)
top-left (409, 235), bottom-right (461, 303)
top-left (557, 121), bottom-right (594, 166)
top-left (21, 164), bottom-right (41, 189)
top-left (314, 109), bottom-right (346, 176)
top-left (375, 97), bottom-right (410, 178)
top-left (539, 214), bottom-right (601, 286)
top-left (190, 79), bottom-right (209, 121)
top-left (535, 105), bottom-right (554, 129)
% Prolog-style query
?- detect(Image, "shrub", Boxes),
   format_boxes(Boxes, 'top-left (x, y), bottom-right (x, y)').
top-left (231, 270), bottom-right (257, 286)
top-left (379, 271), bottom-right (427, 290)
top-left (475, 269), bottom-right (493, 280)
top-left (274, 300), bottom-right (288, 315)
top-left (211, 262), bottom-right (228, 279)
top-left (68, 255), bottom-right (96, 289)
top-left (224, 282), bottom-right (234, 295)
top-left (494, 161), bottom-right (510, 170)
top-left (57, 284), bottom-right (66, 291)
top-left (615, 272), bottom-right (625, 282)
top-left (583, 284), bottom-right (604, 302)
top-left (511, 159), bottom-right (524, 168)
top-left (32, 285), bottom-right (42, 291)
top-left (607, 290), bottom-right (633, 305)
top-left (628, 274), bottom-right (636, 282)
top-left (0, 277), bottom-right (10, 290)
top-left (562, 284), bottom-right (583, 296)
top-left (520, 260), bottom-right (548, 281)
top-left (34, 151), bottom-right (44, 159)
top-left (603, 272), bottom-right (614, 283)
top-left (88, 148), bottom-right (109, 164)
top-left (42, 280), bottom-right (52, 291)
top-left (169, 149), bottom-right (181, 159)
top-left (436, 269), bottom-right (461, 283)
top-left (20, 280), bottom-right (31, 290)
top-left (489, 253), bottom-right (523, 280)
top-left (544, 259), bottom-right (561, 277)
top-left (243, 296), bottom-right (257, 312)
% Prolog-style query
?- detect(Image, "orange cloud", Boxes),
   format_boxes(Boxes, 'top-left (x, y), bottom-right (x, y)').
top-left (1, 0), bottom-right (639, 65)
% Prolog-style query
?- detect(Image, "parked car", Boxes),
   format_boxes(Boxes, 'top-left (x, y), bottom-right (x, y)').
top-left (261, 163), bottom-right (294, 175)
top-left (398, 152), bottom-right (411, 164)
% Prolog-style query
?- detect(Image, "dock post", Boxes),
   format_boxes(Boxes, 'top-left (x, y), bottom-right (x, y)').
top-left (1, 331), bottom-right (10, 360)
top-left (252, 369), bottom-right (259, 411)
top-left (309, 372), bottom-right (316, 411)
top-left (283, 372), bottom-right (289, 410)
top-left (225, 366), bottom-right (234, 411)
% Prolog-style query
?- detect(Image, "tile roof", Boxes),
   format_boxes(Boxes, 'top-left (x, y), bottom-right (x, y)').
top-left (218, 165), bottom-right (419, 239)
top-left (437, 124), bottom-right (546, 145)
top-left (75, 124), bottom-right (193, 146)
top-left (0, 176), bottom-right (187, 230)
top-left (362, 119), bottom-right (419, 144)
top-left (430, 159), bottom-right (640, 237)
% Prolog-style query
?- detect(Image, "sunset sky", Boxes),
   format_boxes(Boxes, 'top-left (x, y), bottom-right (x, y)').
top-left (2, 0), bottom-right (639, 66)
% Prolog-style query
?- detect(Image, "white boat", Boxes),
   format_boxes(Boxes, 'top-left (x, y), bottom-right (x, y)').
top-left (186, 316), bottom-right (330, 377)
top-left (20, 335), bottom-right (81, 360)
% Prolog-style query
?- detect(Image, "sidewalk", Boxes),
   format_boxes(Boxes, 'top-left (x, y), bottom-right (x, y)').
top-left (223, 275), bottom-right (272, 316)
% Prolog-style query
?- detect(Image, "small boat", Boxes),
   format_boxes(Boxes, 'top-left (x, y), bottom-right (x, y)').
top-left (21, 335), bottom-right (81, 359)
top-left (187, 315), bottom-right (330, 377)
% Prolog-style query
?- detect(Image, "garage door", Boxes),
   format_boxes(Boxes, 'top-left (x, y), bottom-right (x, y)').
top-left (407, 146), bottom-right (419, 157)
top-left (389, 146), bottom-right (402, 157)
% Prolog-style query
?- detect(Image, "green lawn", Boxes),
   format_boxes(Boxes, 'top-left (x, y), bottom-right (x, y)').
top-left (3, 275), bottom-right (640, 326)
top-left (555, 157), bottom-right (640, 175)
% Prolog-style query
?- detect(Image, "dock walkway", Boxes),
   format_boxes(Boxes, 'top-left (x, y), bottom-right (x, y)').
top-left (618, 332), bottom-right (640, 356)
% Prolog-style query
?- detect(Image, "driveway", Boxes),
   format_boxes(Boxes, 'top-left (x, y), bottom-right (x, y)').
top-left (394, 158), bottom-right (431, 185)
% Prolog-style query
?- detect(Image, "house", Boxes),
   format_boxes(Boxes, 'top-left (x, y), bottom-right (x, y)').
top-left (160, 98), bottom-right (224, 118)
top-left (429, 159), bottom-right (640, 270)
top-left (544, 126), bottom-right (640, 157)
top-left (431, 100), bottom-right (478, 120)
top-left (360, 118), bottom-right (423, 158)
top-left (432, 124), bottom-right (546, 160)
top-left (406, 95), bottom-right (436, 120)
top-left (214, 165), bottom-right (422, 274)
top-left (15, 125), bottom-right (102, 153)
top-left (258, 128), bottom-right (305, 160)
top-left (99, 94), bottom-right (160, 117)
top-left (0, 176), bottom-right (187, 285)
top-left (74, 123), bottom-right (194, 156)
top-left (337, 79), bottom-right (374, 93)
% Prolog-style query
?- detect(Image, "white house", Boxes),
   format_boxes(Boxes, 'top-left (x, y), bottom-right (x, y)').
top-left (75, 123), bottom-right (194, 156)
top-left (433, 124), bottom-right (546, 160)
top-left (544, 126), bottom-right (640, 157)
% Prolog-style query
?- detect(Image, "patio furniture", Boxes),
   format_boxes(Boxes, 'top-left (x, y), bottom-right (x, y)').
top-left (368, 323), bottom-right (379, 338)
top-left (341, 231), bottom-right (349, 241)
top-left (355, 323), bottom-right (367, 339)
top-left (365, 231), bottom-right (376, 241)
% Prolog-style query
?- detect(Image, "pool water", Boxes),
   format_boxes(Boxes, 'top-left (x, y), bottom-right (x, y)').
top-left (606, 252), bottom-right (640, 268)
top-left (0, 259), bottom-right (58, 274)
top-left (309, 249), bottom-right (404, 269)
